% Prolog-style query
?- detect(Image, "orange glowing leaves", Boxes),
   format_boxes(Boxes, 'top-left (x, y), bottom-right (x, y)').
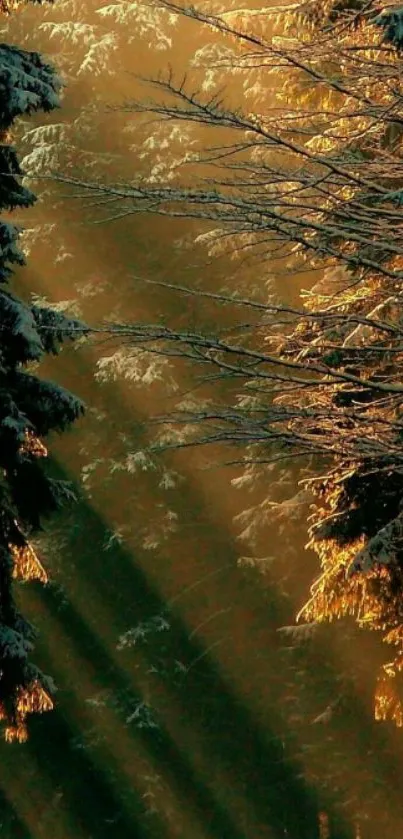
top-left (4, 725), bottom-right (28, 744)
top-left (10, 430), bottom-right (49, 583)
top-left (17, 681), bottom-right (53, 715)
top-left (19, 429), bottom-right (48, 459)
top-left (384, 625), bottom-right (403, 649)
top-left (375, 674), bottom-right (403, 727)
top-left (3, 682), bottom-right (53, 743)
top-left (0, 0), bottom-right (20, 13)
top-left (9, 543), bottom-right (48, 584)
top-left (299, 470), bottom-right (403, 725)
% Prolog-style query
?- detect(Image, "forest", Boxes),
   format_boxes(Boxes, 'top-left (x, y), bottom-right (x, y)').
top-left (64, 0), bottom-right (403, 729)
top-left (1, 0), bottom-right (403, 836)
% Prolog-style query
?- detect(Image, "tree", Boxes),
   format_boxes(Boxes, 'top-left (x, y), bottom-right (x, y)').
top-left (56, 0), bottom-right (403, 726)
top-left (0, 6), bottom-right (86, 741)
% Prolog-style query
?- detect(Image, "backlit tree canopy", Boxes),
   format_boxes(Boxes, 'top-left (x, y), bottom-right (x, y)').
top-left (58, 0), bottom-right (403, 726)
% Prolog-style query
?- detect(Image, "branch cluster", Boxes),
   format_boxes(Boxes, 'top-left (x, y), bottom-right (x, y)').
top-left (60, 0), bottom-right (403, 725)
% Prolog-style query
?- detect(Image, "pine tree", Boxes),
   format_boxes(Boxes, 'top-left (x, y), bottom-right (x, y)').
top-left (0, 10), bottom-right (85, 741)
top-left (59, 0), bottom-right (403, 729)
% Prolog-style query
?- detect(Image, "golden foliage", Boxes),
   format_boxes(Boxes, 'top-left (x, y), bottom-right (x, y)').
top-left (298, 464), bottom-right (403, 726)
top-left (375, 675), bottom-right (403, 727)
top-left (227, 0), bottom-right (403, 726)
top-left (4, 724), bottom-right (28, 743)
top-left (3, 682), bottom-right (53, 743)
top-left (53, 0), bottom-right (403, 734)
top-left (179, 0), bottom-right (403, 728)
top-left (9, 543), bottom-right (48, 583)
top-left (0, 0), bottom-right (20, 12)
top-left (19, 429), bottom-right (48, 459)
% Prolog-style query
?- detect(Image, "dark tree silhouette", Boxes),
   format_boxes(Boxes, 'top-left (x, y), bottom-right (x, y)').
top-left (0, 5), bottom-right (86, 741)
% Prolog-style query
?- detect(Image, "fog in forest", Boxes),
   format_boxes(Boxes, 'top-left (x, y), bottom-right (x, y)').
top-left (0, 2), bottom-right (402, 838)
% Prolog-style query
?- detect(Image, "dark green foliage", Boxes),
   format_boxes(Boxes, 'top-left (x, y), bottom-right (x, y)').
top-left (0, 145), bottom-right (36, 209)
top-left (374, 7), bottom-right (403, 50)
top-left (32, 304), bottom-right (88, 354)
top-left (7, 463), bottom-right (77, 529)
top-left (314, 465), bottom-right (403, 545)
top-left (0, 44), bottom-right (61, 130)
top-left (0, 221), bottom-right (25, 281)
top-left (326, 0), bottom-right (369, 25)
top-left (0, 291), bottom-right (43, 363)
top-left (10, 372), bottom-right (85, 433)
top-left (0, 22), bottom-right (85, 740)
top-left (333, 387), bottom-right (378, 407)
top-left (297, 0), bottom-right (370, 30)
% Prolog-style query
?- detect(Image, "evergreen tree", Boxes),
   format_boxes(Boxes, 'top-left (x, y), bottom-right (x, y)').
top-left (60, 0), bottom-right (403, 729)
top-left (0, 12), bottom-right (85, 741)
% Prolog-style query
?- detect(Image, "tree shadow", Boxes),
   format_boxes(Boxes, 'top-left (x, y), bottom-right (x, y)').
top-left (10, 460), bottom-right (368, 839)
